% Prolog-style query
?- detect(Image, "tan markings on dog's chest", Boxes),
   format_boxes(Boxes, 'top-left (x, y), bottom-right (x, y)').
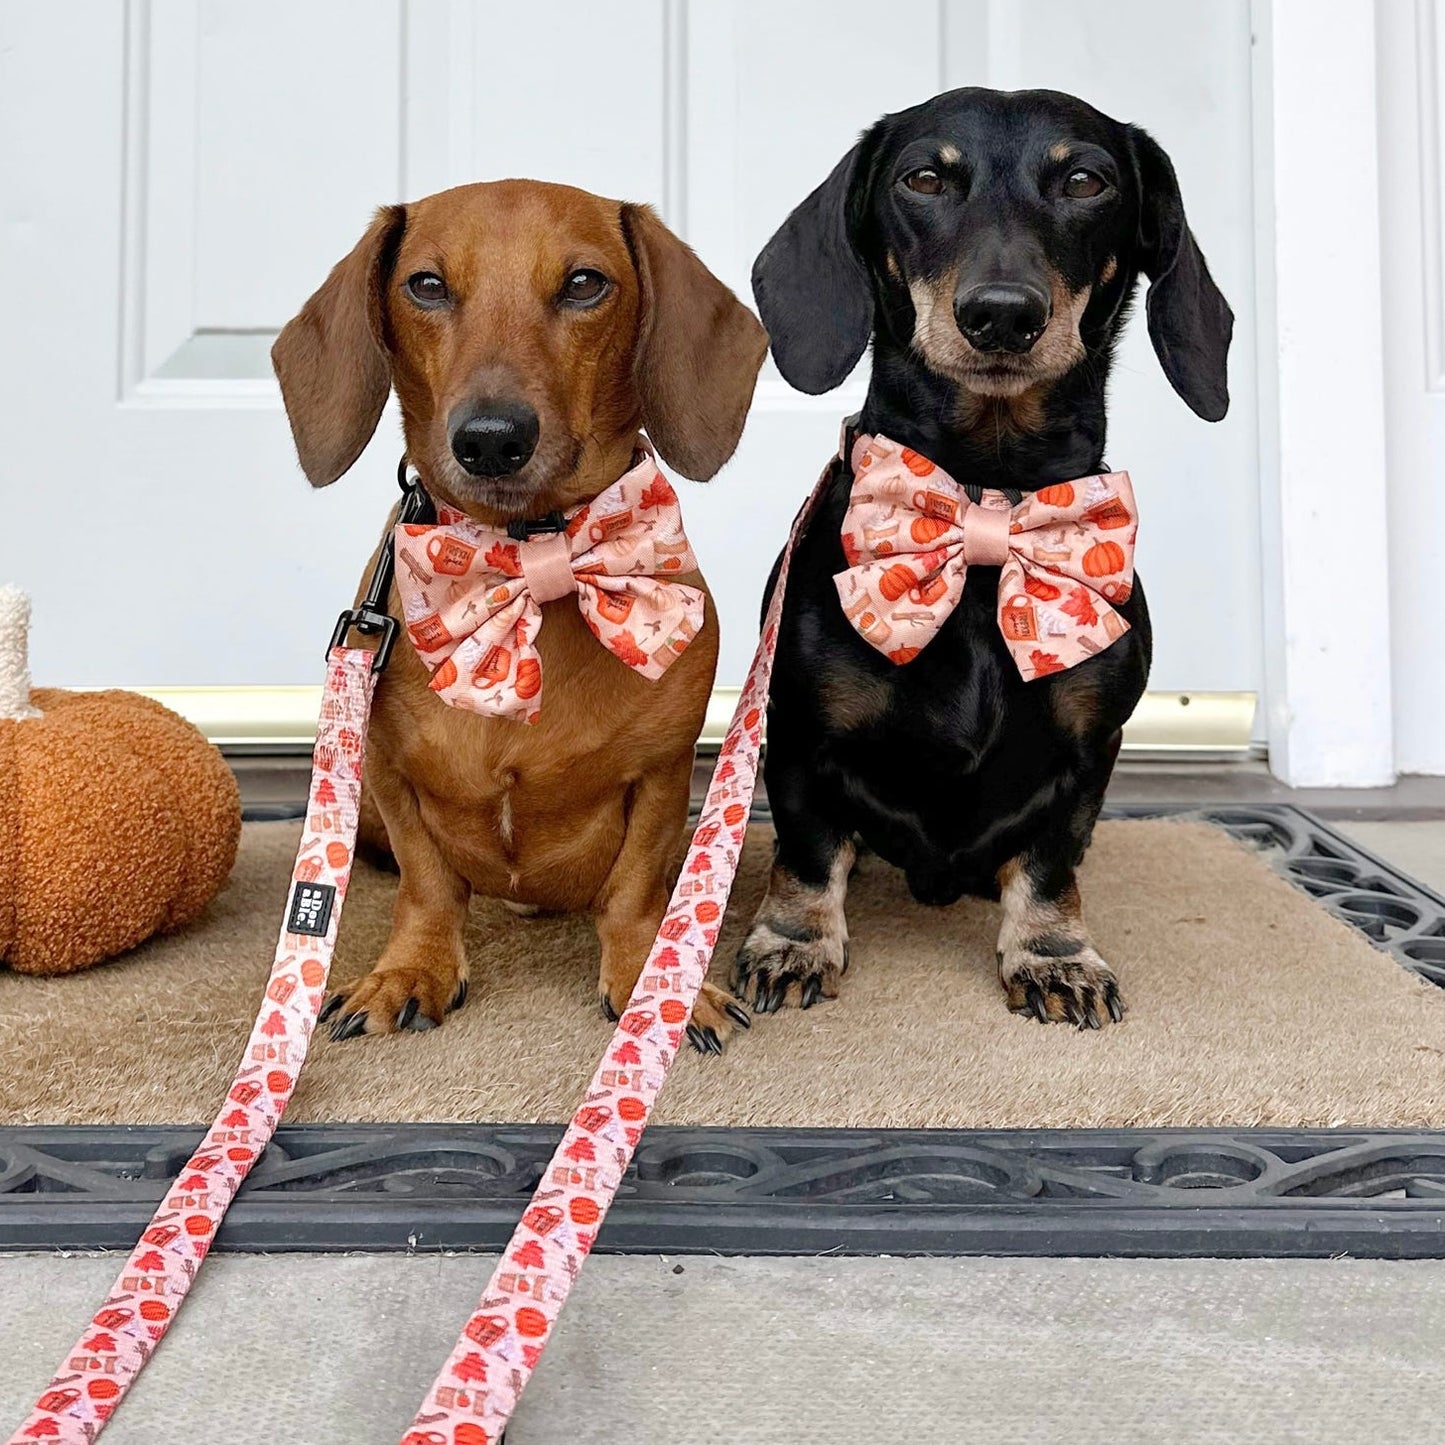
top-left (819, 667), bottom-right (892, 731)
top-left (955, 386), bottom-right (1049, 445)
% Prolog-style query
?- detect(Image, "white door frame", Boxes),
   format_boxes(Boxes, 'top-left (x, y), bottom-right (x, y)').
top-left (1251, 0), bottom-right (1397, 785)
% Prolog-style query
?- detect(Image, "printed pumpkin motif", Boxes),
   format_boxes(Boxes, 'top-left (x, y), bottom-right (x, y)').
top-left (1083, 540), bottom-right (1127, 577)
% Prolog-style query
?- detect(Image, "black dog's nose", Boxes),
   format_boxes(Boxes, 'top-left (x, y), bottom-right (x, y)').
top-left (449, 400), bottom-right (539, 478)
top-left (954, 283), bottom-right (1052, 354)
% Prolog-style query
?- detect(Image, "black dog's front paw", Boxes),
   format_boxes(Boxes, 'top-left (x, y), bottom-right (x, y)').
top-left (998, 945), bottom-right (1124, 1029)
top-left (732, 923), bottom-right (848, 1014)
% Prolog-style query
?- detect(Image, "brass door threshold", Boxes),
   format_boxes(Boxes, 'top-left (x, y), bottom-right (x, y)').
top-left (124, 685), bottom-right (1257, 760)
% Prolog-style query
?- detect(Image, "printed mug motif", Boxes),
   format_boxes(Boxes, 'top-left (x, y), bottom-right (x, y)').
top-left (834, 433), bottom-right (1138, 681)
top-left (395, 449), bottom-right (706, 723)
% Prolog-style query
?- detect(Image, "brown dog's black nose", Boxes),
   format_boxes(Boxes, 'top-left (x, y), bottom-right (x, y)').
top-left (449, 400), bottom-right (539, 478)
top-left (954, 283), bottom-right (1051, 354)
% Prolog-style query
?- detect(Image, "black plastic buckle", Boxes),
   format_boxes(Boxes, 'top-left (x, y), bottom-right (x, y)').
top-left (326, 457), bottom-right (435, 674)
top-left (506, 510), bottom-right (567, 542)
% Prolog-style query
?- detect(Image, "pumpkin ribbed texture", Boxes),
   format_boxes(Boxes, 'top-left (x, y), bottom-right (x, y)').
top-left (0, 688), bottom-right (241, 975)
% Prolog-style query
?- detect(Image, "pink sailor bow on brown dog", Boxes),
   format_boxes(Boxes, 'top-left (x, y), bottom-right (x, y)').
top-left (835, 432), bottom-right (1138, 680)
top-left (395, 449), bottom-right (705, 722)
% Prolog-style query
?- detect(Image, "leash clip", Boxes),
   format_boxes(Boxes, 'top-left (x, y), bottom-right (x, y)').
top-left (507, 510), bottom-right (567, 542)
top-left (327, 457), bottom-right (435, 674)
top-left (328, 604), bottom-right (399, 674)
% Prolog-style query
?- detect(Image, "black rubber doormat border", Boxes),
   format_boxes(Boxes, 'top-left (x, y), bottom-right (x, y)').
top-left (3, 805), bottom-right (1444, 1260)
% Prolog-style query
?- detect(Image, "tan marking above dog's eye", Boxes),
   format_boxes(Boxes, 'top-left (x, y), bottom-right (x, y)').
top-left (560, 268), bottom-right (611, 307)
top-left (903, 168), bottom-right (944, 195)
top-left (1063, 169), bottom-right (1106, 200)
top-left (405, 271), bottom-right (449, 307)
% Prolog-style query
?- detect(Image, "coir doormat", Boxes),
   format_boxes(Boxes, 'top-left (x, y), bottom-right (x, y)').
top-left (4, 806), bottom-right (1445, 1257)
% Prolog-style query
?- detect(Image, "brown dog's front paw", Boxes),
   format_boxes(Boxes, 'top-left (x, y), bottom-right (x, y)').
top-left (998, 946), bottom-right (1124, 1029)
top-left (732, 923), bottom-right (848, 1015)
top-left (601, 979), bottom-right (750, 1055)
top-left (322, 964), bottom-right (469, 1041)
top-left (685, 982), bottom-right (752, 1055)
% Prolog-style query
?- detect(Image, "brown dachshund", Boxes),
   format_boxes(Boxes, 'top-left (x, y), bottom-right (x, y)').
top-left (272, 181), bottom-right (767, 1047)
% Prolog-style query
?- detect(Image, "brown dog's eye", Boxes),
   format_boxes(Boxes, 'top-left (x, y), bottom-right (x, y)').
top-left (561, 269), bottom-right (610, 307)
top-left (406, 272), bottom-right (449, 306)
top-left (1063, 169), bottom-right (1105, 199)
top-left (903, 169), bottom-right (944, 195)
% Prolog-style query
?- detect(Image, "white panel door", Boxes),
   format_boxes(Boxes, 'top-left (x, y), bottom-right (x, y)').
top-left (0, 0), bottom-right (1260, 706)
top-left (1378, 0), bottom-right (1445, 775)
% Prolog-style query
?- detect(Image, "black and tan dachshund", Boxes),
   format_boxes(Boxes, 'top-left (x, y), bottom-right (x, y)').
top-left (735, 87), bottom-right (1232, 1028)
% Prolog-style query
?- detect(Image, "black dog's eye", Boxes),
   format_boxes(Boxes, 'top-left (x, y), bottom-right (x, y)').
top-left (406, 272), bottom-right (449, 306)
top-left (561, 269), bottom-right (610, 307)
top-left (903, 168), bottom-right (944, 196)
top-left (1063, 169), bottom-right (1106, 200)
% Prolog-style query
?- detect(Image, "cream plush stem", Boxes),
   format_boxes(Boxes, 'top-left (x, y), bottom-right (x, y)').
top-left (0, 585), bottom-right (43, 720)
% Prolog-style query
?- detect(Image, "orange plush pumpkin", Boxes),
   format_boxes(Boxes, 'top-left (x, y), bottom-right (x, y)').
top-left (0, 586), bottom-right (241, 976)
top-left (1082, 540), bottom-right (1127, 577)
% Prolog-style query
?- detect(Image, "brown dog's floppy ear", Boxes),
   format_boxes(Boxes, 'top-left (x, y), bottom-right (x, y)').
top-left (271, 205), bottom-right (407, 486)
top-left (751, 141), bottom-right (872, 395)
top-left (1130, 128), bottom-right (1233, 422)
top-left (621, 204), bottom-right (768, 482)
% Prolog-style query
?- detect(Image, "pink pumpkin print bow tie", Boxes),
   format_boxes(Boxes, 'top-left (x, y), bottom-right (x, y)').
top-left (835, 433), bottom-right (1138, 680)
top-left (394, 450), bottom-right (705, 722)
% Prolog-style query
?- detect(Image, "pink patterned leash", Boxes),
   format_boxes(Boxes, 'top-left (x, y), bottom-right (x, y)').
top-left (401, 460), bottom-right (832, 1445)
top-left (9, 450), bottom-right (832, 1445)
top-left (7, 461), bottom-right (433, 1445)
top-left (8, 646), bottom-right (377, 1444)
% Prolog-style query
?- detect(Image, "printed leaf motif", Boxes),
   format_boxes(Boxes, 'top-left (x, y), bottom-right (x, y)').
top-left (484, 541), bottom-right (522, 576)
top-left (511, 1240), bottom-right (545, 1269)
top-left (607, 630), bottom-right (649, 668)
top-left (638, 475), bottom-right (676, 509)
top-left (1059, 586), bottom-right (1099, 628)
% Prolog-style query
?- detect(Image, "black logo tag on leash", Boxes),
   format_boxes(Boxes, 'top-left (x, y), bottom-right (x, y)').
top-left (287, 881), bottom-right (336, 937)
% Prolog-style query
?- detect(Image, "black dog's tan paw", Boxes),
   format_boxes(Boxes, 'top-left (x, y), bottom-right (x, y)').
top-left (732, 923), bottom-right (848, 1014)
top-left (321, 964), bottom-right (469, 1040)
top-left (999, 945), bottom-right (1123, 1029)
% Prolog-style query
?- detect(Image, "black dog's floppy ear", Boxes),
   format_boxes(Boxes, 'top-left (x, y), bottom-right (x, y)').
top-left (271, 205), bottom-right (407, 486)
top-left (621, 203), bottom-right (768, 482)
top-left (1130, 128), bottom-right (1233, 422)
top-left (752, 142), bottom-right (872, 395)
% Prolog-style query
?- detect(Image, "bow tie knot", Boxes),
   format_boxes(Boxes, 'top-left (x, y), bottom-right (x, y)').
top-left (836, 434), bottom-right (1138, 680)
top-left (518, 531), bottom-right (578, 606)
top-left (959, 496), bottom-right (1012, 565)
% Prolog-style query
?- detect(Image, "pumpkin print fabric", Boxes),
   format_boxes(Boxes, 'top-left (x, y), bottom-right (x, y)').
top-left (834, 433), bottom-right (1138, 681)
top-left (394, 449), bottom-right (705, 723)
